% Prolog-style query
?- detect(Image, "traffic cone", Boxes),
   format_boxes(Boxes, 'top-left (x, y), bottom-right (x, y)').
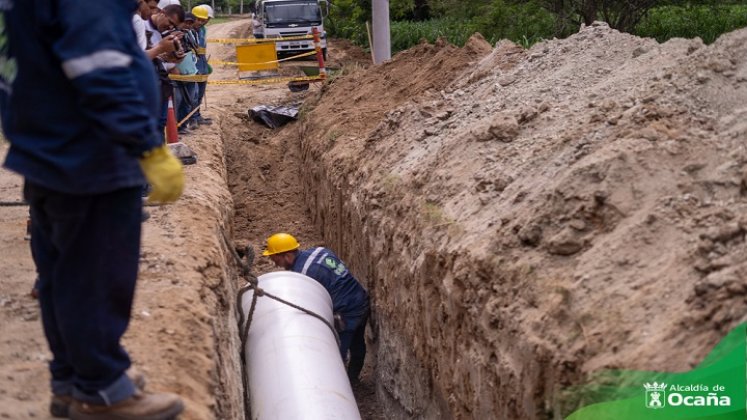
top-left (165, 96), bottom-right (179, 144)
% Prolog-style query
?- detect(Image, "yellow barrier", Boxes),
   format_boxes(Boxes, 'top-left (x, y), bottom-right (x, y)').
top-left (210, 50), bottom-right (317, 67)
top-left (235, 43), bottom-right (279, 72)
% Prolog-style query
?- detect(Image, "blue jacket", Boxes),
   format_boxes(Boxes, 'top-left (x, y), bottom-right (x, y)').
top-left (293, 247), bottom-right (369, 321)
top-left (0, 1), bottom-right (162, 194)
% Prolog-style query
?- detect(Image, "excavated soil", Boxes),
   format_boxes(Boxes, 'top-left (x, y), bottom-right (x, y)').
top-left (294, 22), bottom-right (747, 419)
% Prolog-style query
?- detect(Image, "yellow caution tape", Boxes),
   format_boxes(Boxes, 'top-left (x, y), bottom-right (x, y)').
top-left (207, 75), bottom-right (325, 86)
top-left (169, 73), bottom-right (325, 86)
top-left (168, 74), bottom-right (210, 82)
top-left (208, 35), bottom-right (315, 44)
top-left (196, 47), bottom-right (207, 55)
top-left (210, 50), bottom-right (317, 67)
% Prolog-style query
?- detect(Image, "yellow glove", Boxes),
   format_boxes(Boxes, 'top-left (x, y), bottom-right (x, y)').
top-left (139, 145), bottom-right (185, 204)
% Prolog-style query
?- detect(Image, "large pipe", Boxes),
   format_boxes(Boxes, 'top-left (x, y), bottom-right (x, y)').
top-left (241, 271), bottom-right (361, 420)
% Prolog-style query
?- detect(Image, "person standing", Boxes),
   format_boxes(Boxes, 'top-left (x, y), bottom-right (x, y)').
top-left (173, 12), bottom-right (200, 134)
top-left (192, 5), bottom-right (213, 126)
top-left (0, 1), bottom-right (185, 419)
top-left (263, 233), bottom-right (370, 382)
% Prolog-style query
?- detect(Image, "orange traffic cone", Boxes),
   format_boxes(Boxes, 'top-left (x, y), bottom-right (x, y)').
top-left (165, 96), bottom-right (179, 144)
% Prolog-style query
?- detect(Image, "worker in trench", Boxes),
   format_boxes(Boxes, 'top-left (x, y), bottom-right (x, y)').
top-left (0, 1), bottom-right (185, 419)
top-left (263, 233), bottom-right (370, 383)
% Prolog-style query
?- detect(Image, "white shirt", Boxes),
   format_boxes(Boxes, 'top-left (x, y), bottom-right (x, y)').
top-left (144, 19), bottom-right (176, 71)
top-left (132, 15), bottom-right (147, 50)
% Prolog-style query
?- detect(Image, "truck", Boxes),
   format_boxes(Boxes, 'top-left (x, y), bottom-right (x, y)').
top-left (252, 0), bottom-right (328, 60)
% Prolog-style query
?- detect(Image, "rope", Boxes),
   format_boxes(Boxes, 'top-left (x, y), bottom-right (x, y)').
top-left (0, 201), bottom-right (28, 207)
top-left (208, 35), bottom-right (315, 44)
top-left (219, 229), bottom-right (340, 417)
top-left (221, 230), bottom-right (339, 347)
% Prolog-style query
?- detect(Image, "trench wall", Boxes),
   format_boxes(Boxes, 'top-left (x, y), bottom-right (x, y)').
top-left (143, 124), bottom-right (246, 419)
top-left (298, 140), bottom-right (570, 420)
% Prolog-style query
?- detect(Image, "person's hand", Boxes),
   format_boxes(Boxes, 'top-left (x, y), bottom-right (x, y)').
top-left (157, 34), bottom-right (178, 55)
top-left (139, 145), bottom-right (184, 204)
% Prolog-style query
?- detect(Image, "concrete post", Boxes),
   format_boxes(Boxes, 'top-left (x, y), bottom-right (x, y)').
top-left (372, 0), bottom-right (391, 64)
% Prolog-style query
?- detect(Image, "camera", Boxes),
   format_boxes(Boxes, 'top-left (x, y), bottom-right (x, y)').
top-left (162, 29), bottom-right (198, 56)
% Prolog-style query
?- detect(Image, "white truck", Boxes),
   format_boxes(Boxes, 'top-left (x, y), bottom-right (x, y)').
top-left (252, 0), bottom-right (328, 60)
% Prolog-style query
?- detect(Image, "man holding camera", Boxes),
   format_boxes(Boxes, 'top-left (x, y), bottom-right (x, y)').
top-left (173, 12), bottom-right (201, 134)
top-left (144, 4), bottom-right (186, 137)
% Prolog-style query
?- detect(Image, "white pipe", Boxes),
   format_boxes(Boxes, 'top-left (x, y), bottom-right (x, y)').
top-left (241, 271), bottom-right (361, 420)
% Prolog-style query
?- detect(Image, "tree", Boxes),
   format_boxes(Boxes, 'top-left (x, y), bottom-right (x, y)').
top-left (537, 0), bottom-right (662, 33)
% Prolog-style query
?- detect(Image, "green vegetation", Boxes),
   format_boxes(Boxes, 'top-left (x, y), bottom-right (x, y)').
top-left (327, 0), bottom-right (747, 53)
top-left (636, 4), bottom-right (747, 44)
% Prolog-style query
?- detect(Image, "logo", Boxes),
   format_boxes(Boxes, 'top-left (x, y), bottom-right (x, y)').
top-left (323, 257), bottom-right (337, 269)
top-left (0, 11), bottom-right (17, 93)
top-left (643, 382), bottom-right (667, 409)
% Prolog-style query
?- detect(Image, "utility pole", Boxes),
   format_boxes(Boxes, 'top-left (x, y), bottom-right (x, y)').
top-left (240, 0), bottom-right (244, 14)
top-left (372, 0), bottom-right (391, 64)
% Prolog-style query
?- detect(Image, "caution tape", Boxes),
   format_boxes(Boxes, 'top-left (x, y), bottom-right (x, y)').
top-left (207, 75), bottom-right (324, 86)
top-left (169, 72), bottom-right (325, 85)
top-left (169, 74), bottom-right (210, 82)
top-left (208, 35), bottom-right (315, 44)
top-left (210, 50), bottom-right (317, 67)
top-left (196, 47), bottom-right (207, 55)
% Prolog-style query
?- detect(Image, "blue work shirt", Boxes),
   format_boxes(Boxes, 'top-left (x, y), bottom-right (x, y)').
top-left (0, 1), bottom-right (162, 195)
top-left (195, 26), bottom-right (208, 75)
top-left (292, 247), bottom-right (369, 321)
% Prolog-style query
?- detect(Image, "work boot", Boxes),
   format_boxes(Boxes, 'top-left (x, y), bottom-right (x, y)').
top-left (69, 390), bottom-right (184, 420)
top-left (196, 116), bottom-right (212, 126)
top-left (50, 394), bottom-right (73, 418)
top-left (50, 369), bottom-right (147, 418)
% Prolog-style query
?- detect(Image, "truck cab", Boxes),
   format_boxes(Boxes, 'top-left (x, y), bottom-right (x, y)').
top-left (253, 0), bottom-right (328, 60)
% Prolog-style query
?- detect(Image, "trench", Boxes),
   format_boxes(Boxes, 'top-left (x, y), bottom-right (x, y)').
top-left (218, 87), bottom-right (385, 419)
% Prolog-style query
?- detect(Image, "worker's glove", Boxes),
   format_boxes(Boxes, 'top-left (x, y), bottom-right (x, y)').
top-left (333, 313), bottom-right (345, 332)
top-left (139, 145), bottom-right (184, 204)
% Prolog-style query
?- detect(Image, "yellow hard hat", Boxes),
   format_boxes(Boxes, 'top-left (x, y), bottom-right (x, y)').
top-left (262, 233), bottom-right (300, 256)
top-left (192, 5), bottom-right (209, 20)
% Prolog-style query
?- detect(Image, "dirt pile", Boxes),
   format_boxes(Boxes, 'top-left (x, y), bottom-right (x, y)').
top-left (299, 22), bottom-right (747, 418)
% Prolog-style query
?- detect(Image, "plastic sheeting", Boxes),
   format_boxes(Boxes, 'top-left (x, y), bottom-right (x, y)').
top-left (249, 105), bottom-right (299, 128)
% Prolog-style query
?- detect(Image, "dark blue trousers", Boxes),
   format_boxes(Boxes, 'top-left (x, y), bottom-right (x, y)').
top-left (195, 81), bottom-right (206, 120)
top-left (25, 182), bottom-right (140, 405)
top-left (339, 309), bottom-right (368, 382)
top-left (175, 81), bottom-right (198, 124)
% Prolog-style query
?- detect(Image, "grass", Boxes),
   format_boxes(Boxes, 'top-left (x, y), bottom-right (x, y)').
top-left (635, 5), bottom-right (747, 44)
top-left (330, 4), bottom-right (747, 53)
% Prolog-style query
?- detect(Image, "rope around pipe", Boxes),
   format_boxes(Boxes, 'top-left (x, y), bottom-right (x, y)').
top-left (219, 229), bottom-right (341, 417)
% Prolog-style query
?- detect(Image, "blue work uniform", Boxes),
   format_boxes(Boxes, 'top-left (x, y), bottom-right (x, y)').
top-left (194, 25), bottom-right (208, 121)
top-left (0, 0), bottom-right (160, 406)
top-left (292, 247), bottom-right (369, 381)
